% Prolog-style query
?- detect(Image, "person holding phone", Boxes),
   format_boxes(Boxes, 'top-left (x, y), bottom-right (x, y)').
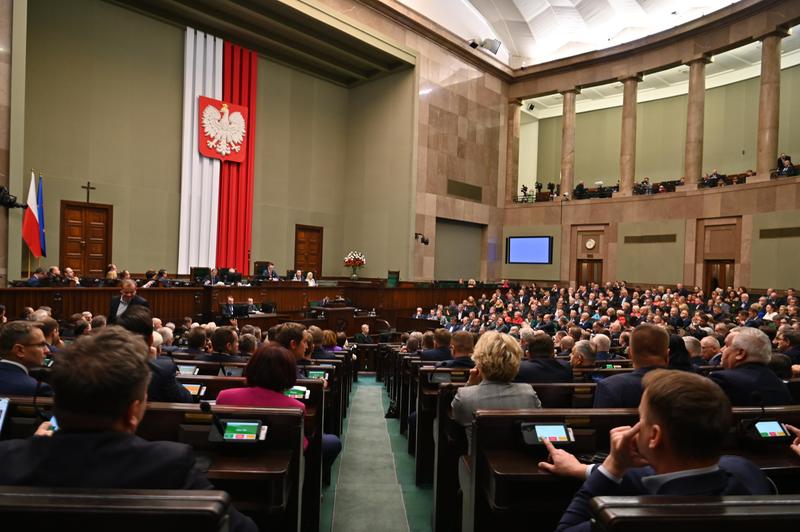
top-left (540, 370), bottom-right (771, 532)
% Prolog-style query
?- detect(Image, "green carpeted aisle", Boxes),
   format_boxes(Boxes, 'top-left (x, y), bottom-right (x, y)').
top-left (321, 376), bottom-right (433, 532)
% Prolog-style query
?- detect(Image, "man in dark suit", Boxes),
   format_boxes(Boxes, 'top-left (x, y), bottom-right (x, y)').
top-left (436, 331), bottom-right (474, 369)
top-left (220, 295), bottom-right (236, 320)
top-left (108, 279), bottom-right (149, 325)
top-left (776, 330), bottom-right (800, 365)
top-left (352, 324), bottom-right (374, 344)
top-left (0, 321), bottom-right (53, 397)
top-left (593, 323), bottom-right (668, 408)
top-left (710, 327), bottom-right (792, 406)
top-left (116, 306), bottom-right (192, 403)
top-left (262, 261), bottom-right (280, 281)
top-left (0, 325), bottom-right (256, 532)
top-left (196, 327), bottom-right (248, 364)
top-left (540, 369), bottom-right (772, 532)
top-left (515, 333), bottom-right (571, 383)
top-left (420, 328), bottom-right (452, 362)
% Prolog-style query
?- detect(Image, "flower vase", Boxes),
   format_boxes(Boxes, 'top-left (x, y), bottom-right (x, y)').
top-left (350, 266), bottom-right (359, 280)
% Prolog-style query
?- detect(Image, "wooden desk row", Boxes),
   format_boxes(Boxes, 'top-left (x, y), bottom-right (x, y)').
top-left (1, 351), bottom-right (358, 532)
top-left (381, 357), bottom-right (800, 532)
top-left (0, 285), bottom-right (490, 330)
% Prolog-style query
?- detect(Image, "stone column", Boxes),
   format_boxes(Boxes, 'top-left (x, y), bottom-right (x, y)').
top-left (756, 32), bottom-right (785, 181)
top-left (560, 89), bottom-right (578, 198)
top-left (505, 101), bottom-right (520, 204)
top-left (0, 0), bottom-right (12, 285)
top-left (683, 58), bottom-right (709, 188)
top-left (617, 76), bottom-right (640, 195)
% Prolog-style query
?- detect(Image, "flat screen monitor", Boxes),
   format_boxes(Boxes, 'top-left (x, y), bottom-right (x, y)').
top-left (190, 267), bottom-right (210, 283)
top-left (506, 236), bottom-right (553, 264)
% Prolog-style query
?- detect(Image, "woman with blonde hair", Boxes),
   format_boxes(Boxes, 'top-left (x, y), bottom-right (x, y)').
top-left (451, 331), bottom-right (541, 446)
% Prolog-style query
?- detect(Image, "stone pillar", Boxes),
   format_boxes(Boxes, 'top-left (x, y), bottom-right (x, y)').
top-left (617, 76), bottom-right (640, 195)
top-left (505, 101), bottom-right (521, 204)
top-left (683, 58), bottom-right (709, 188)
top-left (560, 89), bottom-right (578, 198)
top-left (0, 0), bottom-right (12, 285)
top-left (755, 32), bottom-right (785, 181)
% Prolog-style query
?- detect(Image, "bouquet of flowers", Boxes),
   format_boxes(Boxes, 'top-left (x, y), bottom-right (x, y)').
top-left (344, 251), bottom-right (366, 268)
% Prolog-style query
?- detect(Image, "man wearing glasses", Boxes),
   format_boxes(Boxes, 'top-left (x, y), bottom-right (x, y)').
top-left (0, 321), bottom-right (53, 396)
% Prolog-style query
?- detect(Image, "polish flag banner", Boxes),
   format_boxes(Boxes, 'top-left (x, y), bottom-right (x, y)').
top-left (198, 96), bottom-right (248, 163)
top-left (22, 172), bottom-right (43, 258)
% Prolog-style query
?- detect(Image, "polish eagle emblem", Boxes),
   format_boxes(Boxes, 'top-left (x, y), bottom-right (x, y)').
top-left (198, 96), bottom-right (248, 162)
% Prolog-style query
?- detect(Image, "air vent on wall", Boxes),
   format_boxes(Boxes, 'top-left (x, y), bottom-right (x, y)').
top-left (760, 227), bottom-right (800, 239)
top-left (624, 234), bottom-right (677, 244)
top-left (447, 179), bottom-right (482, 202)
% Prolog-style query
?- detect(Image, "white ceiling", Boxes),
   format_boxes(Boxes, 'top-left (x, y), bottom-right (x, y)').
top-left (397, 0), bottom-right (743, 67)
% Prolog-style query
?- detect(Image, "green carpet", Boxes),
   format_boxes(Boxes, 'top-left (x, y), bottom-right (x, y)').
top-left (321, 377), bottom-right (432, 532)
top-left (330, 378), bottom-right (409, 532)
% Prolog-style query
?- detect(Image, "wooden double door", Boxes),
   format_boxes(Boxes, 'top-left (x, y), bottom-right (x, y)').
top-left (576, 259), bottom-right (603, 287)
top-left (60, 201), bottom-right (112, 277)
top-left (294, 224), bottom-right (323, 277)
top-left (704, 260), bottom-right (735, 295)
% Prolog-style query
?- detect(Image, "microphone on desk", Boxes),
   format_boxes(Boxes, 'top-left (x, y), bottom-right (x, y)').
top-left (200, 400), bottom-right (227, 438)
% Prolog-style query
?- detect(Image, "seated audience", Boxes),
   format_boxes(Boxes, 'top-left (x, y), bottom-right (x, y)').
top-left (436, 331), bottom-right (474, 369)
top-left (0, 326), bottom-right (257, 532)
top-left (683, 335), bottom-right (702, 367)
top-left (238, 333), bottom-right (258, 357)
top-left (709, 327), bottom-right (792, 406)
top-left (776, 330), bottom-right (800, 364)
top-left (515, 333), bottom-right (571, 383)
top-left (590, 333), bottom-right (615, 361)
top-left (321, 329), bottom-right (342, 353)
top-left (667, 334), bottom-right (693, 371)
top-left (420, 328), bottom-right (452, 362)
top-left (352, 324), bottom-right (374, 344)
top-left (117, 307), bottom-right (192, 403)
top-left (0, 321), bottom-right (53, 396)
top-left (309, 326), bottom-right (336, 360)
top-left (452, 331), bottom-right (541, 449)
top-left (540, 369), bottom-right (772, 532)
top-left (569, 339), bottom-right (596, 371)
top-left (196, 327), bottom-right (248, 363)
top-left (593, 324), bottom-right (668, 408)
top-left (700, 335), bottom-right (722, 365)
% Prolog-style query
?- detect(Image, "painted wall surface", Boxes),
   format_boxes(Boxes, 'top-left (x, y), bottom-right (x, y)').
top-left (778, 65), bottom-right (800, 161)
top-left (702, 76), bottom-right (759, 175)
top-left (750, 210), bottom-right (800, 289)
top-left (251, 58), bottom-right (348, 277)
top-left (574, 106), bottom-right (622, 187)
top-left (501, 224), bottom-right (561, 280)
top-left (342, 69), bottom-right (415, 279)
top-left (518, 118), bottom-right (538, 191)
top-left (635, 94), bottom-right (687, 180)
top-left (616, 220), bottom-right (685, 284)
top-left (23, 0), bottom-right (184, 273)
top-left (536, 116), bottom-right (562, 187)
top-left (434, 218), bottom-right (482, 280)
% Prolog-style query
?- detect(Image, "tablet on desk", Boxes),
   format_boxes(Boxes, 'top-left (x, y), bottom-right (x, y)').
top-left (219, 367), bottom-right (244, 377)
top-left (182, 383), bottom-right (206, 397)
top-left (754, 420), bottom-right (792, 440)
top-left (0, 397), bottom-right (8, 434)
top-left (284, 385), bottom-right (310, 400)
top-left (307, 370), bottom-right (328, 380)
top-left (177, 365), bottom-right (200, 375)
top-left (521, 422), bottom-right (575, 445)
top-left (223, 420), bottom-right (264, 442)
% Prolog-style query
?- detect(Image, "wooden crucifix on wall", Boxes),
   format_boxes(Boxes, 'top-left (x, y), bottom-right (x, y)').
top-left (81, 181), bottom-right (96, 203)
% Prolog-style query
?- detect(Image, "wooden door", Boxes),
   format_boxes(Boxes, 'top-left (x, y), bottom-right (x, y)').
top-left (576, 259), bottom-right (602, 287)
top-left (704, 260), bottom-right (735, 295)
top-left (294, 225), bottom-right (323, 277)
top-left (60, 201), bottom-right (113, 277)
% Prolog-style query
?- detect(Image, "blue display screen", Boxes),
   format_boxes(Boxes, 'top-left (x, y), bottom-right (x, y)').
top-left (506, 236), bottom-right (553, 264)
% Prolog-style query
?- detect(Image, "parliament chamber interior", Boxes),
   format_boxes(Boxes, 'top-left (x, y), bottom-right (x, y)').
top-left (1, 0), bottom-right (800, 530)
